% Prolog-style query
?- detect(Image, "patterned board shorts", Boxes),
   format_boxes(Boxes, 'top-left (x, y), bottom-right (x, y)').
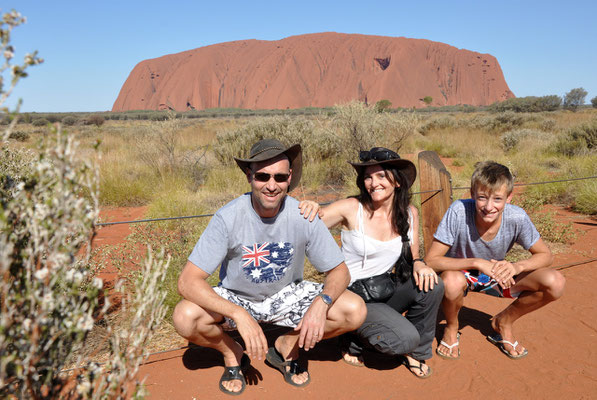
top-left (462, 270), bottom-right (520, 299)
top-left (213, 280), bottom-right (324, 330)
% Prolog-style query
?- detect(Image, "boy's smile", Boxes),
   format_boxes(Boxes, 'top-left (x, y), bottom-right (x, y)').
top-left (472, 184), bottom-right (513, 228)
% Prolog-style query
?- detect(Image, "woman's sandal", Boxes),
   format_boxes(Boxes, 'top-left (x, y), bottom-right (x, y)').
top-left (265, 346), bottom-right (310, 387)
top-left (401, 356), bottom-right (433, 379)
top-left (342, 351), bottom-right (365, 367)
top-left (219, 354), bottom-right (251, 396)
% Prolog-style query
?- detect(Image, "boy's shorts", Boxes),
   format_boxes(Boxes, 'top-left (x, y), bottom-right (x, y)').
top-left (213, 280), bottom-right (323, 330)
top-left (462, 270), bottom-right (520, 299)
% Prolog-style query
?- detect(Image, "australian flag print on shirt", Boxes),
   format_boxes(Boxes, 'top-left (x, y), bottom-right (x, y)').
top-left (241, 242), bottom-right (294, 283)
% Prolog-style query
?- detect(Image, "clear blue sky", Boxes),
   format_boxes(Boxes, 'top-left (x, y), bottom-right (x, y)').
top-left (4, 0), bottom-right (597, 112)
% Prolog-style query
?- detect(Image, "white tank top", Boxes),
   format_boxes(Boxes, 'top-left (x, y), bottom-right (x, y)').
top-left (341, 203), bottom-right (413, 284)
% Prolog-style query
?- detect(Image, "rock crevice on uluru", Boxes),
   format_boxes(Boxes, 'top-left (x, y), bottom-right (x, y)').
top-left (112, 32), bottom-right (514, 111)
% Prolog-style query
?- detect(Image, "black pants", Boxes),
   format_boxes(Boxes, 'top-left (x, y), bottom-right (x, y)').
top-left (345, 276), bottom-right (444, 361)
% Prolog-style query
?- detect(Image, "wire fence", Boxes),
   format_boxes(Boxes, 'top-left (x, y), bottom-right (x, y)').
top-left (97, 175), bottom-right (597, 227)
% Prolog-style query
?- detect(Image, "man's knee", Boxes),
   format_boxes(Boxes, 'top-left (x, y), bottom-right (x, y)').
top-left (542, 269), bottom-right (566, 300)
top-left (333, 290), bottom-right (367, 330)
top-left (441, 271), bottom-right (466, 299)
top-left (172, 300), bottom-right (215, 339)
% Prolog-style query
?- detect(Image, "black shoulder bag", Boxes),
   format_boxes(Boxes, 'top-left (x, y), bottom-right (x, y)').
top-left (348, 234), bottom-right (413, 303)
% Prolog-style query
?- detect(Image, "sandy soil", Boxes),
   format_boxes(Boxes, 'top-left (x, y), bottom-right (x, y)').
top-left (95, 206), bottom-right (597, 400)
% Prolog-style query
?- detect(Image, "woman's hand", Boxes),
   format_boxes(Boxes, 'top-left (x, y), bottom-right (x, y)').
top-left (298, 200), bottom-right (322, 222)
top-left (413, 260), bottom-right (438, 292)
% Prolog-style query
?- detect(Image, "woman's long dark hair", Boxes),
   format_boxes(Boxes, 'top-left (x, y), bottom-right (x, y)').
top-left (355, 165), bottom-right (413, 283)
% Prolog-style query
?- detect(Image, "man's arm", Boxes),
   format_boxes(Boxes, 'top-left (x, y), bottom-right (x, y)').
top-left (178, 260), bottom-right (268, 360)
top-left (425, 238), bottom-right (496, 275)
top-left (295, 261), bottom-right (351, 351)
top-left (491, 238), bottom-right (553, 284)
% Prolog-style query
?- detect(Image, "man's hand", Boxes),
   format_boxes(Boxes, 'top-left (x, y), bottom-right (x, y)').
top-left (232, 308), bottom-right (268, 361)
top-left (298, 200), bottom-right (322, 222)
top-left (490, 259), bottom-right (518, 289)
top-left (295, 296), bottom-right (328, 351)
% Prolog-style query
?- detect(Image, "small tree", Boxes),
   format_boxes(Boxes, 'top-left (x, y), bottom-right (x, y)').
top-left (563, 87), bottom-right (588, 111)
top-left (591, 96), bottom-right (597, 109)
top-left (374, 99), bottom-right (392, 113)
top-left (423, 96), bottom-right (433, 106)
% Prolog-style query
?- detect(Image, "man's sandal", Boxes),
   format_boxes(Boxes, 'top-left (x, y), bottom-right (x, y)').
top-left (219, 354), bottom-right (251, 396)
top-left (265, 347), bottom-right (310, 387)
top-left (487, 333), bottom-right (529, 359)
top-left (436, 332), bottom-right (461, 360)
top-left (342, 351), bottom-right (365, 367)
top-left (401, 356), bottom-right (433, 379)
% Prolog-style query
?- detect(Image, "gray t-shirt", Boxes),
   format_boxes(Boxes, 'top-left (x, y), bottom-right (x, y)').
top-left (433, 199), bottom-right (540, 272)
top-left (188, 193), bottom-right (344, 302)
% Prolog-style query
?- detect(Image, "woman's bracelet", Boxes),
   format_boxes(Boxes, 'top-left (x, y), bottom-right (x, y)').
top-left (414, 258), bottom-right (427, 265)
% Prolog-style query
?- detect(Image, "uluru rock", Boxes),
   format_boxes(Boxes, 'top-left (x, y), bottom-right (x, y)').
top-left (112, 32), bottom-right (514, 111)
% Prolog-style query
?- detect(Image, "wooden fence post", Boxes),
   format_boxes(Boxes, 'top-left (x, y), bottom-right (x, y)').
top-left (418, 151), bottom-right (452, 254)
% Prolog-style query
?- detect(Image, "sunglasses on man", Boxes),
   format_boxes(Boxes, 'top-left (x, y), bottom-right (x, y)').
top-left (253, 172), bottom-right (291, 183)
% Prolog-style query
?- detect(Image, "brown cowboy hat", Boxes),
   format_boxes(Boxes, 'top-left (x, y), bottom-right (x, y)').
top-left (349, 147), bottom-right (417, 188)
top-left (234, 139), bottom-right (302, 191)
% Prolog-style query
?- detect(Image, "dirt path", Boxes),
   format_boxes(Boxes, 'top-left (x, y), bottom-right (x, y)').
top-left (96, 206), bottom-right (597, 399)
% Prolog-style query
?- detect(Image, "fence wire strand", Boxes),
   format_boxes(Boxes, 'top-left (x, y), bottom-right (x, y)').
top-left (97, 175), bottom-right (597, 227)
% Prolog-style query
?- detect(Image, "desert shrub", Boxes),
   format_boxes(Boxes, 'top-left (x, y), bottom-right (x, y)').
top-left (62, 115), bottom-right (77, 126)
top-left (563, 87), bottom-right (588, 111)
top-left (375, 99), bottom-right (392, 113)
top-left (418, 115), bottom-right (458, 134)
top-left (213, 115), bottom-right (343, 164)
top-left (1, 128), bottom-right (172, 399)
top-left (328, 100), bottom-right (419, 155)
top-left (554, 120), bottom-right (597, 156)
top-left (540, 118), bottom-right (557, 131)
top-left (500, 128), bottom-right (550, 152)
top-left (574, 180), bottom-right (597, 214)
top-left (592, 96), bottom-right (597, 109)
top-left (134, 112), bottom-right (208, 190)
top-left (490, 96), bottom-right (561, 113)
top-left (8, 129), bottom-right (29, 141)
top-left (422, 96), bottom-right (433, 106)
top-left (31, 117), bottom-right (49, 126)
top-left (467, 111), bottom-right (540, 132)
top-left (84, 114), bottom-right (105, 126)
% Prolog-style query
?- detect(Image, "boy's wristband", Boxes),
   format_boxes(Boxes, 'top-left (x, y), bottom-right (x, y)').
top-left (414, 258), bottom-right (426, 265)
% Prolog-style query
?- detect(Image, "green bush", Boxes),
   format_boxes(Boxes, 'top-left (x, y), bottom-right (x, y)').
top-left (554, 120), bottom-right (597, 156)
top-left (213, 116), bottom-right (343, 164)
top-left (575, 180), bottom-right (597, 214)
top-left (591, 96), bottom-right (597, 109)
top-left (375, 99), bottom-right (392, 113)
top-left (500, 128), bottom-right (549, 152)
top-left (489, 95), bottom-right (561, 113)
top-left (418, 115), bottom-right (457, 134)
top-left (61, 115), bottom-right (77, 126)
top-left (563, 87), bottom-right (588, 111)
top-left (8, 130), bottom-right (29, 141)
top-left (84, 114), bottom-right (105, 126)
top-left (31, 117), bottom-right (49, 126)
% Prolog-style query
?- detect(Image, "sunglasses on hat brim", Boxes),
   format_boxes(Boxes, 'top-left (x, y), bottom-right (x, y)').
top-left (358, 149), bottom-right (399, 162)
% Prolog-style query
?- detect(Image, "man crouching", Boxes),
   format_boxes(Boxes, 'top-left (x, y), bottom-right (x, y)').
top-left (172, 139), bottom-right (366, 395)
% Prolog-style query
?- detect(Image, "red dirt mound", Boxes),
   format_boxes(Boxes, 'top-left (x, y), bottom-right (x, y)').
top-left (112, 32), bottom-right (514, 111)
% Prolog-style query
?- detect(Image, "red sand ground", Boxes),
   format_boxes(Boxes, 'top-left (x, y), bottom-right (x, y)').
top-left (95, 206), bottom-right (597, 399)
